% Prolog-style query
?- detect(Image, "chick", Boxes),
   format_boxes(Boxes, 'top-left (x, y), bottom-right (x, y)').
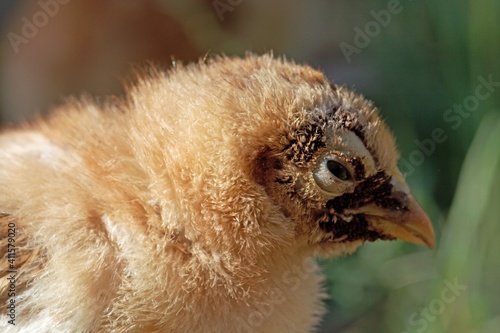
top-left (0, 54), bottom-right (434, 333)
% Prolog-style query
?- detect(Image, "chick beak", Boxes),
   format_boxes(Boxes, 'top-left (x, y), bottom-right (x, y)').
top-left (363, 181), bottom-right (435, 249)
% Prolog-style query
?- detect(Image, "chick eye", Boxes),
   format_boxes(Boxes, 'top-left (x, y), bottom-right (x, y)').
top-left (313, 154), bottom-right (353, 193)
top-left (326, 160), bottom-right (352, 181)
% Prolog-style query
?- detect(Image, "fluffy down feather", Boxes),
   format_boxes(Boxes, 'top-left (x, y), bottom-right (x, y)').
top-left (0, 54), bottom-right (433, 332)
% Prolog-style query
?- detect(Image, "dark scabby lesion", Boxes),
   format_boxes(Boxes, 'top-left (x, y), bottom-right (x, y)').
top-left (347, 156), bottom-right (365, 181)
top-left (318, 214), bottom-right (393, 243)
top-left (283, 123), bottom-right (326, 166)
top-left (331, 108), bottom-right (366, 144)
top-left (282, 106), bottom-right (367, 170)
top-left (315, 171), bottom-right (409, 243)
top-left (326, 171), bottom-right (409, 214)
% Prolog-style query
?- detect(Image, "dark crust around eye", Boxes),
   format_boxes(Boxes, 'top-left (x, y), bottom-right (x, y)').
top-left (283, 123), bottom-right (326, 166)
top-left (348, 157), bottom-right (365, 180)
top-left (329, 106), bottom-right (382, 166)
top-left (282, 108), bottom-right (370, 176)
top-left (318, 214), bottom-right (393, 243)
top-left (313, 171), bottom-right (409, 243)
top-left (326, 171), bottom-right (409, 213)
top-left (331, 108), bottom-right (366, 145)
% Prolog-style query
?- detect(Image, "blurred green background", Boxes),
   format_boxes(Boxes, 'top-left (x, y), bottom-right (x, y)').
top-left (0, 1), bottom-right (499, 332)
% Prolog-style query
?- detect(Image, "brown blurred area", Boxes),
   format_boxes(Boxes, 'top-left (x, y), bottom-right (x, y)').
top-left (0, 0), bottom-right (202, 123)
top-left (0, 0), bottom-right (359, 124)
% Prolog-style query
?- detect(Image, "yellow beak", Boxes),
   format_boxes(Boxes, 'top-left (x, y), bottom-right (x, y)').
top-left (361, 178), bottom-right (435, 249)
top-left (367, 197), bottom-right (435, 249)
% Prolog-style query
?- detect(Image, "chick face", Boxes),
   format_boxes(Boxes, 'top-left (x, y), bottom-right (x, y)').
top-left (239, 59), bottom-right (435, 257)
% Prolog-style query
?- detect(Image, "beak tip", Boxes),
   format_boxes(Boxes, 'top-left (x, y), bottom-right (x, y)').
top-left (406, 202), bottom-right (435, 250)
top-left (424, 229), bottom-right (436, 250)
top-left (367, 197), bottom-right (435, 250)
top-left (368, 177), bottom-right (435, 249)
top-left (421, 233), bottom-right (436, 250)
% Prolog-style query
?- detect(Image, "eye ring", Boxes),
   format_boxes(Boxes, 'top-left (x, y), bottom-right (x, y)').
top-left (313, 154), bottom-right (354, 193)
